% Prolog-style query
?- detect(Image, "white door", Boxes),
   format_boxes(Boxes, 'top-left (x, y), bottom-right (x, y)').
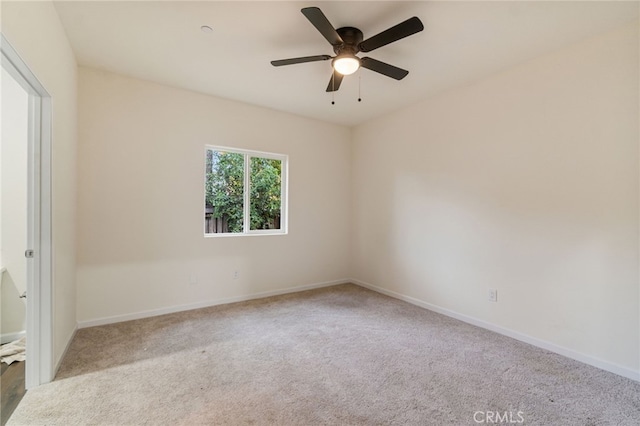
top-left (1, 34), bottom-right (53, 388)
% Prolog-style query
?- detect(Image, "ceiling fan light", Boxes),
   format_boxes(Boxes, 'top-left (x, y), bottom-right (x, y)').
top-left (332, 55), bottom-right (360, 75)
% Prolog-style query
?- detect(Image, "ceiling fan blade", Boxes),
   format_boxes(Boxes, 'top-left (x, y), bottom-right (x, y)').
top-left (301, 7), bottom-right (344, 46)
top-left (360, 57), bottom-right (409, 80)
top-left (358, 17), bottom-right (424, 53)
top-left (326, 70), bottom-right (344, 92)
top-left (271, 55), bottom-right (332, 67)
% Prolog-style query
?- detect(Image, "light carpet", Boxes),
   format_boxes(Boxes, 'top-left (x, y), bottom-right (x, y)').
top-left (7, 284), bottom-right (640, 425)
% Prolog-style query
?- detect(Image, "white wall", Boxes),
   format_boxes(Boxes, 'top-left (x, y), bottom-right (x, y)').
top-left (3, 0), bottom-right (636, 384)
top-left (351, 22), bottom-right (639, 376)
top-left (76, 68), bottom-right (351, 323)
top-left (0, 67), bottom-right (29, 341)
top-left (1, 0), bottom-right (78, 366)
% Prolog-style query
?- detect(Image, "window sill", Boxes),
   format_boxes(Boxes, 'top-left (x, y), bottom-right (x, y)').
top-left (204, 231), bottom-right (288, 238)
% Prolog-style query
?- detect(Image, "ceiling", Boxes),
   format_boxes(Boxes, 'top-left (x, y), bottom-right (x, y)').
top-left (53, 1), bottom-right (638, 127)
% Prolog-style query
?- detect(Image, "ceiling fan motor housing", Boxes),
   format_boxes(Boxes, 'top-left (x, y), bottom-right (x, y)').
top-left (334, 27), bottom-right (364, 55)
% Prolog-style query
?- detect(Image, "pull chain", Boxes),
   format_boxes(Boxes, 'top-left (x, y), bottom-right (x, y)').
top-left (328, 72), bottom-right (363, 105)
top-left (331, 72), bottom-right (335, 105)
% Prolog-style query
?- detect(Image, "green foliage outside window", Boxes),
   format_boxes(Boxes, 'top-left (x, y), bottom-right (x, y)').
top-left (250, 157), bottom-right (282, 230)
top-left (205, 150), bottom-right (244, 232)
top-left (205, 149), bottom-right (282, 234)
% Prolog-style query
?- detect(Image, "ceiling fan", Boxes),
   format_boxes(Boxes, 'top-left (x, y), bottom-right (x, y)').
top-left (271, 7), bottom-right (424, 92)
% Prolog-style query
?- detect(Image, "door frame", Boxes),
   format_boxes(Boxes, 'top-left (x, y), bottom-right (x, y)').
top-left (1, 33), bottom-right (53, 389)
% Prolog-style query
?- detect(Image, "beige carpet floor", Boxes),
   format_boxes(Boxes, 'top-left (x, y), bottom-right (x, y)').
top-left (7, 284), bottom-right (640, 425)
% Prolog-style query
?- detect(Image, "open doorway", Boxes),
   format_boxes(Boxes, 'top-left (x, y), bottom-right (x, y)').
top-left (0, 61), bottom-right (29, 425)
top-left (0, 34), bottom-right (53, 415)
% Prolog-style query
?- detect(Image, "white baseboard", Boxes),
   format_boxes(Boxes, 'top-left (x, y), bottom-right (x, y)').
top-left (1, 330), bottom-right (25, 345)
top-left (351, 278), bottom-right (640, 382)
top-left (78, 279), bottom-right (350, 329)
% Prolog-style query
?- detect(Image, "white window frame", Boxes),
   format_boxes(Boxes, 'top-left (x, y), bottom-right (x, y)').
top-left (204, 145), bottom-right (288, 237)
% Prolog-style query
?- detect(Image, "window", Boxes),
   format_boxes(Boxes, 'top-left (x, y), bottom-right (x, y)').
top-left (204, 146), bottom-right (287, 236)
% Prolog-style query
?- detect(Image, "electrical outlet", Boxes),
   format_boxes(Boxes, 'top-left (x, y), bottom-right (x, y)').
top-left (233, 270), bottom-right (240, 280)
top-left (488, 288), bottom-right (498, 302)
